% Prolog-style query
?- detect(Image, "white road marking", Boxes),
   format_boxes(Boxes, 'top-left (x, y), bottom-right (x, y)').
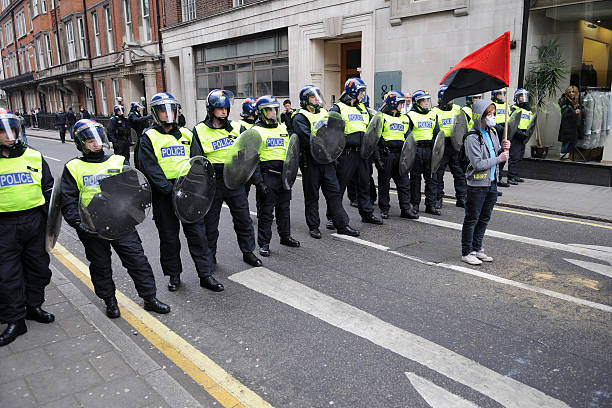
top-left (405, 372), bottom-right (481, 408)
top-left (568, 244), bottom-right (612, 254)
top-left (229, 268), bottom-right (570, 408)
top-left (415, 216), bottom-right (612, 264)
top-left (333, 234), bottom-right (612, 313)
top-left (44, 155), bottom-right (61, 161)
top-left (564, 259), bottom-right (612, 279)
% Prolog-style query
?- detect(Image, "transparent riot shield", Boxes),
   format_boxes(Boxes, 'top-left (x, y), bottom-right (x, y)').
top-left (523, 113), bottom-right (538, 145)
top-left (361, 113), bottom-right (383, 159)
top-left (507, 109), bottom-right (522, 141)
top-left (223, 128), bottom-right (262, 190)
top-left (172, 156), bottom-right (216, 224)
top-left (45, 179), bottom-right (62, 252)
top-left (281, 134), bottom-right (300, 190)
top-left (451, 111), bottom-right (468, 152)
top-left (431, 129), bottom-right (446, 177)
top-left (310, 112), bottom-right (346, 164)
top-left (399, 132), bottom-right (416, 177)
top-left (79, 165), bottom-right (151, 240)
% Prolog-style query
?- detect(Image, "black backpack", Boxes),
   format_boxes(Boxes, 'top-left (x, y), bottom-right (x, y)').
top-left (459, 130), bottom-right (483, 172)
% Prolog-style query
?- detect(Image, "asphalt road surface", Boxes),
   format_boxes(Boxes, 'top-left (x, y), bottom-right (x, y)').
top-left (32, 136), bottom-right (612, 408)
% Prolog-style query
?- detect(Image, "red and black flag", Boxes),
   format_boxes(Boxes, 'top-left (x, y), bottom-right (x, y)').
top-left (439, 31), bottom-right (511, 105)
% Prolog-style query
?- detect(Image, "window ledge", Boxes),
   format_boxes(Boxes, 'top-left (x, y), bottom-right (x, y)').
top-left (390, 0), bottom-right (469, 22)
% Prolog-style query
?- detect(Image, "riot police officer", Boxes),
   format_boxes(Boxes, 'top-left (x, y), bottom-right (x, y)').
top-left (60, 119), bottom-right (171, 318)
top-left (192, 89), bottom-right (263, 268)
top-left (507, 89), bottom-right (534, 185)
top-left (462, 94), bottom-right (483, 129)
top-left (491, 89), bottom-right (510, 188)
top-left (107, 105), bottom-right (133, 164)
top-left (251, 95), bottom-right (301, 256)
top-left (138, 92), bottom-right (221, 292)
top-left (328, 78), bottom-right (383, 225)
top-left (0, 110), bottom-right (54, 346)
top-left (432, 85), bottom-right (467, 208)
top-left (239, 98), bottom-right (257, 131)
top-left (377, 91), bottom-right (418, 219)
top-left (292, 85), bottom-right (360, 239)
top-left (406, 90), bottom-right (440, 215)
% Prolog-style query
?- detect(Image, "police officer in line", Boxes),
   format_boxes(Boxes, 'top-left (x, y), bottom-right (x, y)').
top-left (192, 89), bottom-right (263, 269)
top-left (138, 92), bottom-right (221, 292)
top-left (292, 85), bottom-right (360, 239)
top-left (60, 119), bottom-right (171, 318)
top-left (107, 104), bottom-right (133, 164)
top-left (251, 95), bottom-right (301, 256)
top-left (507, 89), bottom-right (533, 185)
top-left (0, 110), bottom-right (55, 347)
top-left (406, 90), bottom-right (441, 215)
top-left (327, 78), bottom-right (383, 227)
top-left (462, 93), bottom-right (483, 130)
top-left (128, 102), bottom-right (153, 170)
top-left (491, 89), bottom-right (511, 188)
top-left (239, 98), bottom-right (258, 131)
top-left (377, 91), bottom-right (419, 220)
top-left (432, 85), bottom-right (467, 209)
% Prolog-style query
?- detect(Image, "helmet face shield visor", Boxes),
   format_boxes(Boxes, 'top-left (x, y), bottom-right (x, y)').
top-left (0, 115), bottom-right (21, 145)
top-left (415, 95), bottom-right (431, 109)
top-left (151, 102), bottom-right (178, 125)
top-left (74, 122), bottom-right (109, 154)
top-left (306, 87), bottom-right (325, 108)
top-left (516, 90), bottom-right (529, 104)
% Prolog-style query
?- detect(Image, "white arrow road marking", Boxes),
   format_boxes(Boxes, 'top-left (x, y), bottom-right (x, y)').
top-left (405, 372), bottom-right (481, 408)
top-left (229, 268), bottom-right (570, 408)
top-left (333, 234), bottom-right (612, 313)
top-left (564, 259), bottom-right (612, 279)
top-left (567, 244), bottom-right (612, 255)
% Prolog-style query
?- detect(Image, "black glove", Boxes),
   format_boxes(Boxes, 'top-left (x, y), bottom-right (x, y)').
top-left (256, 182), bottom-right (269, 197)
top-left (75, 222), bottom-right (98, 238)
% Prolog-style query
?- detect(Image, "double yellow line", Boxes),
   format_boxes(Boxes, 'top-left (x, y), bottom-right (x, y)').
top-left (52, 243), bottom-right (272, 408)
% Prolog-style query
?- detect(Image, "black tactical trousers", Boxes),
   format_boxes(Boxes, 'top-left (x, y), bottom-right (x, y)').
top-left (435, 138), bottom-right (467, 200)
top-left (347, 174), bottom-right (377, 203)
top-left (508, 139), bottom-right (525, 179)
top-left (256, 169), bottom-right (292, 246)
top-left (151, 191), bottom-right (213, 278)
top-left (204, 175), bottom-right (256, 269)
top-left (0, 211), bottom-right (51, 323)
top-left (113, 140), bottom-right (131, 165)
top-left (78, 230), bottom-right (156, 300)
top-left (378, 151), bottom-right (411, 212)
top-left (334, 148), bottom-right (374, 218)
top-left (301, 160), bottom-right (348, 230)
top-left (410, 145), bottom-right (437, 209)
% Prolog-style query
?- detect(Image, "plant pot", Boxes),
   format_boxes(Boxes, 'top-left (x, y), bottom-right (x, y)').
top-left (530, 145), bottom-right (549, 159)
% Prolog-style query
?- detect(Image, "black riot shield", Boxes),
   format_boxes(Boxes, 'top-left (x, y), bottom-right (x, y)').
top-left (451, 111), bottom-right (468, 152)
top-left (45, 179), bottom-right (62, 253)
top-left (310, 112), bottom-right (346, 164)
top-left (431, 130), bottom-right (446, 177)
top-left (79, 166), bottom-right (152, 240)
top-left (173, 156), bottom-right (216, 223)
top-left (361, 113), bottom-right (383, 159)
top-left (282, 134), bottom-right (300, 190)
top-left (507, 109), bottom-right (522, 141)
top-left (399, 132), bottom-right (417, 177)
top-left (223, 128), bottom-right (262, 190)
top-left (523, 113), bottom-right (538, 145)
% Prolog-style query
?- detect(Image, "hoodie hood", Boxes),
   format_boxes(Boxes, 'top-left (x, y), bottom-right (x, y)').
top-left (471, 99), bottom-right (495, 131)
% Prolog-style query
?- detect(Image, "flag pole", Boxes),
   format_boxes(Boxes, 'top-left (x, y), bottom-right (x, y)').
top-left (503, 86), bottom-right (509, 148)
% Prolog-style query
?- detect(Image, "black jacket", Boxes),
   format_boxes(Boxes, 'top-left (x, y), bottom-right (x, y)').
top-left (55, 112), bottom-right (67, 126)
top-left (66, 111), bottom-right (77, 127)
top-left (128, 112), bottom-right (152, 136)
top-left (558, 95), bottom-right (583, 143)
top-left (107, 116), bottom-right (132, 142)
top-left (329, 101), bottom-right (374, 147)
top-left (79, 110), bottom-right (91, 120)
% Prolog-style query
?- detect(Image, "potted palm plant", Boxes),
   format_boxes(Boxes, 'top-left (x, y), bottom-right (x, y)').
top-left (524, 40), bottom-right (568, 158)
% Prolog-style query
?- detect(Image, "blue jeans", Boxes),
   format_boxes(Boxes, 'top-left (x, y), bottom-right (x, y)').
top-left (461, 183), bottom-right (498, 256)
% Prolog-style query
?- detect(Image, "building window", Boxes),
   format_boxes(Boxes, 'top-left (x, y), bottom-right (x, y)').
top-left (182, 0), bottom-right (196, 22)
top-left (26, 46), bottom-right (32, 71)
top-left (45, 34), bottom-right (52, 67)
top-left (92, 11), bottom-right (100, 56)
top-left (99, 80), bottom-right (108, 115)
top-left (54, 31), bottom-right (61, 65)
top-left (141, 0), bottom-right (151, 42)
top-left (195, 31), bottom-right (289, 99)
top-left (112, 78), bottom-right (120, 101)
top-left (123, 0), bottom-right (132, 43)
top-left (66, 21), bottom-right (76, 61)
top-left (4, 21), bottom-right (13, 45)
top-left (37, 37), bottom-right (45, 70)
top-left (233, 0), bottom-right (245, 6)
top-left (41, 0), bottom-right (46, 13)
top-left (32, 0), bottom-right (38, 17)
top-left (105, 6), bottom-right (113, 53)
top-left (77, 17), bottom-right (87, 58)
top-left (16, 9), bottom-right (26, 38)
top-left (18, 50), bottom-right (25, 74)
top-left (0, 27), bottom-right (3, 49)
top-left (1, 0), bottom-right (10, 9)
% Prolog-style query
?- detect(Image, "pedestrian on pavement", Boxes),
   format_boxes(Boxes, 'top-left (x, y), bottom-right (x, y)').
top-left (0, 109), bottom-right (55, 347)
top-left (79, 106), bottom-right (91, 120)
top-left (66, 107), bottom-right (77, 140)
top-left (60, 119), bottom-right (171, 318)
top-left (32, 107), bottom-right (39, 128)
top-left (280, 99), bottom-right (293, 128)
top-left (55, 107), bottom-right (68, 143)
top-left (192, 89), bottom-right (263, 272)
top-left (138, 92), bottom-right (220, 292)
top-left (15, 111), bottom-right (28, 144)
top-left (558, 85), bottom-right (583, 161)
top-left (461, 99), bottom-right (510, 265)
top-left (107, 105), bottom-right (132, 164)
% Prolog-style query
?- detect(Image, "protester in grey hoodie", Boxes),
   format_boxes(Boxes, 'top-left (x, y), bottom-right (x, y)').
top-left (460, 99), bottom-right (510, 266)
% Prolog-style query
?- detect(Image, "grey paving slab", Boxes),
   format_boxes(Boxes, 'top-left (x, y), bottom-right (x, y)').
top-left (0, 378), bottom-right (38, 408)
top-left (25, 359), bottom-right (102, 403)
top-left (75, 376), bottom-right (161, 408)
top-left (0, 347), bottom-right (54, 384)
top-left (43, 287), bottom-right (66, 306)
top-left (44, 332), bottom-right (113, 364)
top-left (88, 350), bottom-right (134, 382)
top-left (57, 313), bottom-right (95, 338)
top-left (8, 321), bottom-right (68, 353)
top-left (43, 300), bottom-right (80, 319)
top-left (40, 395), bottom-right (83, 408)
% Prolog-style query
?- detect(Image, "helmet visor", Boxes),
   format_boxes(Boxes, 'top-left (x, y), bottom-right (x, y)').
top-left (152, 102), bottom-right (178, 125)
top-left (75, 122), bottom-right (109, 153)
top-left (415, 95), bottom-right (431, 109)
top-left (306, 87), bottom-right (325, 108)
top-left (0, 115), bottom-right (21, 144)
top-left (516, 90), bottom-right (529, 103)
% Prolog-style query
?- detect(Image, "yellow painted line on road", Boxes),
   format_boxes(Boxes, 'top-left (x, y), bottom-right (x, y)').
top-left (52, 243), bottom-right (273, 408)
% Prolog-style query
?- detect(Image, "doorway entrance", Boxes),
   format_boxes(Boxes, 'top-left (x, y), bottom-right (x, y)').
top-left (341, 41), bottom-right (361, 92)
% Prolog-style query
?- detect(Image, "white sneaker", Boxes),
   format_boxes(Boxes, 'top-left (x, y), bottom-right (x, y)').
top-left (472, 250), bottom-right (493, 262)
top-left (461, 254), bottom-right (482, 265)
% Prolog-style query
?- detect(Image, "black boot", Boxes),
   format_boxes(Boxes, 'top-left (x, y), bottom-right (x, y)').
top-left (326, 219), bottom-right (335, 230)
top-left (434, 198), bottom-right (443, 209)
top-left (104, 297), bottom-right (120, 319)
top-left (425, 206), bottom-right (441, 216)
top-left (200, 276), bottom-right (224, 292)
top-left (361, 214), bottom-right (383, 225)
top-left (349, 200), bottom-right (358, 208)
top-left (507, 178), bottom-right (518, 185)
top-left (280, 236), bottom-right (300, 247)
top-left (400, 208), bottom-right (419, 219)
top-left (243, 252), bottom-right (263, 267)
top-left (143, 296), bottom-right (171, 314)
top-left (167, 275), bottom-right (181, 292)
top-left (309, 228), bottom-right (322, 239)
top-left (498, 180), bottom-right (510, 187)
top-left (26, 305), bottom-right (55, 323)
top-left (0, 320), bottom-right (27, 347)
top-left (380, 210), bottom-right (389, 219)
top-left (259, 244), bottom-right (271, 257)
top-left (455, 197), bottom-right (466, 208)
top-left (337, 225), bottom-right (360, 237)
